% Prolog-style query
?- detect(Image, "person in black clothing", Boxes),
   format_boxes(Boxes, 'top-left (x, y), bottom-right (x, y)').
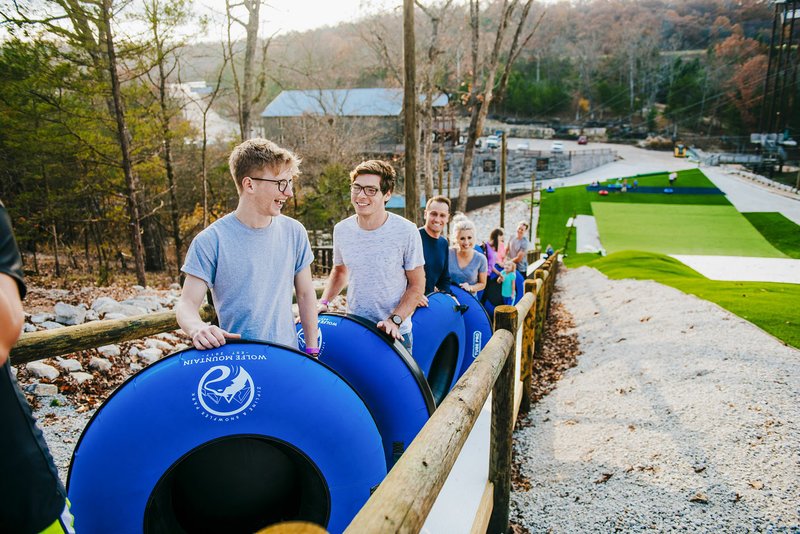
top-left (0, 201), bottom-right (75, 533)
top-left (418, 195), bottom-right (452, 306)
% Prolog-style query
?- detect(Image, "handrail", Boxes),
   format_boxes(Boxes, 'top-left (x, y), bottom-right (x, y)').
top-left (10, 305), bottom-right (215, 366)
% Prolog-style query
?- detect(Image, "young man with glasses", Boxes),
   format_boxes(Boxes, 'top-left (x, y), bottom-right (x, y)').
top-left (177, 138), bottom-right (319, 356)
top-left (318, 160), bottom-right (425, 353)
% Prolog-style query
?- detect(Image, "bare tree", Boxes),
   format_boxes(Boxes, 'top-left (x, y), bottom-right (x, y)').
top-left (199, 50), bottom-right (229, 228)
top-left (456, 0), bottom-right (539, 213)
top-left (416, 0), bottom-right (453, 201)
top-left (225, 0), bottom-right (273, 140)
top-left (142, 0), bottom-right (194, 273)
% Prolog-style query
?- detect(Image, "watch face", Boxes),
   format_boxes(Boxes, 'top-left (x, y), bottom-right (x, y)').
top-left (391, 314), bottom-right (402, 326)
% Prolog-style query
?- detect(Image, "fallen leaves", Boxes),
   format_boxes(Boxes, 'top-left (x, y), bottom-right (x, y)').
top-left (594, 472), bottom-right (613, 484)
top-left (529, 301), bottom-right (581, 405)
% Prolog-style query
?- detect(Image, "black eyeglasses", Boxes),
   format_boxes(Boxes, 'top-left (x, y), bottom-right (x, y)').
top-left (247, 176), bottom-right (293, 192)
top-left (350, 184), bottom-right (381, 197)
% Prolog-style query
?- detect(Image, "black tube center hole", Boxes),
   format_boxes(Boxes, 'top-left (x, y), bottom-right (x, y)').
top-left (144, 436), bottom-right (329, 533)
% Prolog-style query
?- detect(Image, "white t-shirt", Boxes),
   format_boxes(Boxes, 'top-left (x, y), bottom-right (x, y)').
top-left (333, 213), bottom-right (425, 334)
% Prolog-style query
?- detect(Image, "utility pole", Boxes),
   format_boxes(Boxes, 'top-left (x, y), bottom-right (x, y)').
top-left (500, 132), bottom-right (507, 229)
top-left (529, 172), bottom-right (536, 242)
top-left (438, 145), bottom-right (444, 195)
top-left (403, 0), bottom-right (418, 224)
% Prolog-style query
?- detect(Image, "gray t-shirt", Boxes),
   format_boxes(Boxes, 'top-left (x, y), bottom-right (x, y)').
top-left (507, 235), bottom-right (530, 272)
top-left (448, 248), bottom-right (488, 286)
top-left (333, 213), bottom-right (425, 334)
top-left (182, 213), bottom-right (313, 347)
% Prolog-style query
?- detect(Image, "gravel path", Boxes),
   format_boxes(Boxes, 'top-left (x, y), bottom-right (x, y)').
top-left (511, 266), bottom-right (800, 532)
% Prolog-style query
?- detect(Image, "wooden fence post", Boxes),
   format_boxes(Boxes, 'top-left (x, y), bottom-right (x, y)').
top-left (520, 279), bottom-right (537, 415)
top-left (533, 270), bottom-right (548, 348)
top-left (489, 305), bottom-right (518, 534)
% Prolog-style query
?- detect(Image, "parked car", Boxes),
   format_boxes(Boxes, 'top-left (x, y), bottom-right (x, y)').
top-left (551, 141), bottom-right (564, 153)
top-left (486, 135), bottom-right (501, 149)
top-left (577, 135), bottom-right (588, 145)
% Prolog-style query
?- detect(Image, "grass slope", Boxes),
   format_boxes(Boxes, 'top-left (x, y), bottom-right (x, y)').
top-left (537, 169), bottom-right (735, 266)
top-left (586, 251), bottom-right (800, 349)
top-left (591, 203), bottom-right (786, 257)
top-left (742, 212), bottom-right (800, 259)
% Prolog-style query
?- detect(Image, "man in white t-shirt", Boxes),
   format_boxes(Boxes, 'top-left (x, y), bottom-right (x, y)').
top-left (319, 160), bottom-right (425, 353)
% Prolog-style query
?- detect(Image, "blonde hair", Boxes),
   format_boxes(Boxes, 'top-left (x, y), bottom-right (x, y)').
top-left (228, 138), bottom-right (301, 194)
top-left (450, 216), bottom-right (476, 244)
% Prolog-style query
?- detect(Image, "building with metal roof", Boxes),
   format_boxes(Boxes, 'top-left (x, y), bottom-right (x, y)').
top-left (261, 88), bottom-right (452, 152)
top-left (261, 88), bottom-right (448, 118)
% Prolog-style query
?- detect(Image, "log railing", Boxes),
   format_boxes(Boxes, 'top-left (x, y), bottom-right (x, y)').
top-left (10, 305), bottom-right (215, 366)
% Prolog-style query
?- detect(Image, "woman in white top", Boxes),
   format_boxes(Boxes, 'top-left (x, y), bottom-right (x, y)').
top-left (447, 217), bottom-right (488, 295)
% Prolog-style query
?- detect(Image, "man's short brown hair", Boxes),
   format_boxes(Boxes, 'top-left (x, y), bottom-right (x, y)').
top-left (350, 160), bottom-right (396, 194)
top-left (228, 138), bottom-right (301, 194)
top-left (425, 195), bottom-right (451, 211)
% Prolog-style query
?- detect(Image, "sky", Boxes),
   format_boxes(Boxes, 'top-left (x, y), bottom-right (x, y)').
top-left (195, 0), bottom-right (397, 39)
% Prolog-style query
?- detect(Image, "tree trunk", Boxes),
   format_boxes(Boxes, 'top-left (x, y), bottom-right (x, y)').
top-left (101, 0), bottom-right (146, 286)
top-left (157, 58), bottom-right (182, 274)
top-left (142, 211), bottom-right (166, 272)
top-left (403, 0), bottom-right (419, 224)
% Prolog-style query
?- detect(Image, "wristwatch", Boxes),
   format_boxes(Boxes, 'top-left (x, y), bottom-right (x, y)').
top-left (389, 314), bottom-right (403, 326)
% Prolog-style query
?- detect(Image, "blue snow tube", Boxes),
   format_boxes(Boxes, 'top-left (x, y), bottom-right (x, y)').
top-left (297, 313), bottom-right (435, 468)
top-left (449, 284), bottom-right (493, 380)
top-left (67, 341), bottom-right (386, 534)
top-left (479, 269), bottom-right (526, 318)
top-left (410, 292), bottom-right (466, 405)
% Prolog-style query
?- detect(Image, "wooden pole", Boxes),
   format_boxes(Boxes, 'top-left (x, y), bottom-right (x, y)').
top-left (403, 0), bottom-right (419, 225)
top-left (529, 172), bottom-right (536, 242)
top-left (520, 279), bottom-right (537, 414)
top-left (500, 132), bottom-right (507, 229)
top-left (489, 304), bottom-right (518, 534)
top-left (447, 169), bottom-right (452, 238)
top-left (533, 275), bottom-right (545, 353)
top-left (11, 305), bottom-right (216, 365)
top-left (438, 145), bottom-right (444, 195)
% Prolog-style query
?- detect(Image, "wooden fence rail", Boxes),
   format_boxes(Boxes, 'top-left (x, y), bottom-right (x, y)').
top-left (10, 305), bottom-right (215, 366)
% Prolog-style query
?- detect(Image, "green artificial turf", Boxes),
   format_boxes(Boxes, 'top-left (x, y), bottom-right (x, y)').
top-left (536, 185), bottom-right (592, 261)
top-left (591, 203), bottom-right (786, 257)
top-left (592, 168), bottom-right (731, 206)
top-left (742, 212), bottom-right (800, 259)
top-left (607, 168), bottom-right (717, 188)
top-left (586, 251), bottom-right (800, 349)
top-left (537, 169), bottom-right (735, 265)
